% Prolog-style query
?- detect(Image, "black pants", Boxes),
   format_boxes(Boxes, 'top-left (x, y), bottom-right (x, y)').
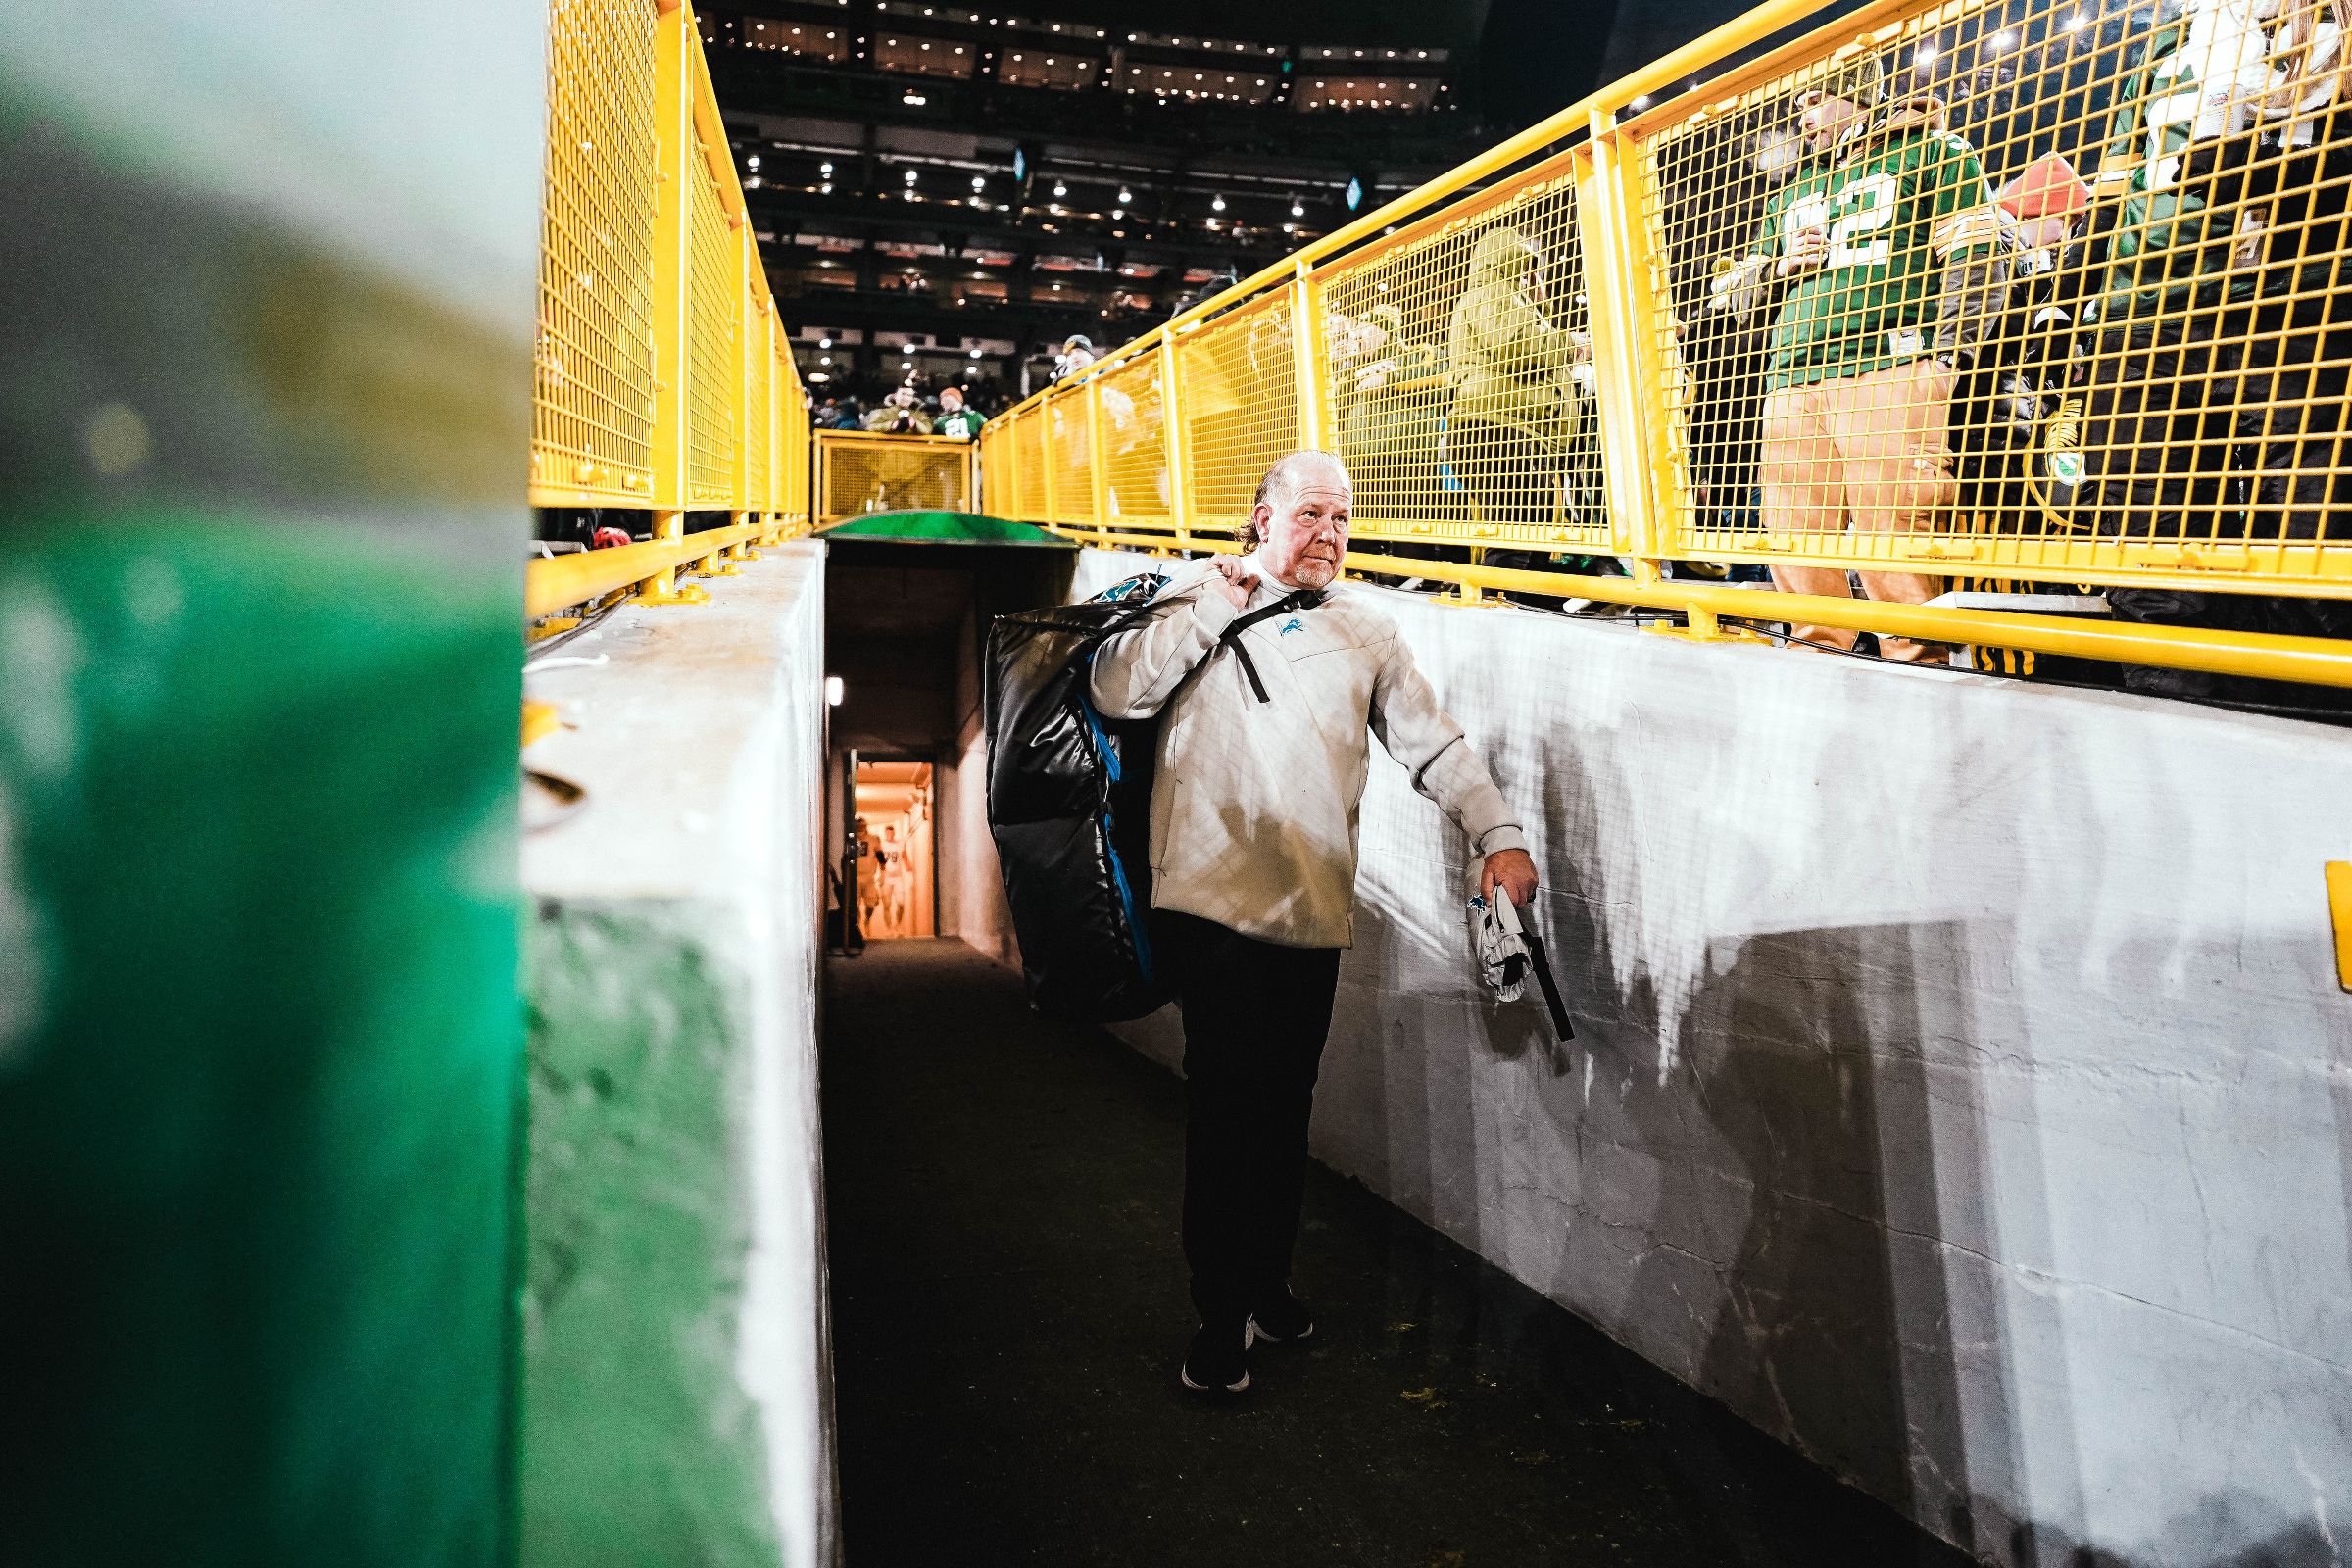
top-left (1158, 911), bottom-right (1343, 1329)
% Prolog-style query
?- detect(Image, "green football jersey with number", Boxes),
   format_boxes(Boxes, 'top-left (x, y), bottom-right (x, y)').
top-left (1749, 122), bottom-right (1999, 389)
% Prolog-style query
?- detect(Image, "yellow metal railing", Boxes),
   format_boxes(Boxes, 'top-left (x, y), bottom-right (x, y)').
top-left (979, 0), bottom-right (2352, 687)
top-left (814, 431), bottom-right (980, 524)
top-left (528, 0), bottom-right (813, 617)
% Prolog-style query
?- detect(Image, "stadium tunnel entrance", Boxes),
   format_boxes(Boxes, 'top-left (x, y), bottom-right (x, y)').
top-left (821, 528), bottom-right (1076, 961)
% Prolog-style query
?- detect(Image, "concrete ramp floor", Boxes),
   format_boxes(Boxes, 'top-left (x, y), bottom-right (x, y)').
top-left (822, 940), bottom-right (1973, 1567)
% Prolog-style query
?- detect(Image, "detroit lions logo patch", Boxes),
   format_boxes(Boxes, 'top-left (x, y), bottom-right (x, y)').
top-left (1279, 617), bottom-right (1305, 636)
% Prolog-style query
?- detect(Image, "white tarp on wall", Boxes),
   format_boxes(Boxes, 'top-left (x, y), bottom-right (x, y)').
top-left (1075, 550), bottom-right (2352, 1568)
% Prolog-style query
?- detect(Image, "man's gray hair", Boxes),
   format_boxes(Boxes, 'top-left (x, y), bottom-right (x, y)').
top-left (1239, 450), bottom-right (1352, 548)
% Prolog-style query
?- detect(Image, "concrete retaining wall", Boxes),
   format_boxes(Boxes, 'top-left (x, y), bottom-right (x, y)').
top-left (521, 543), bottom-right (833, 1568)
top-left (1074, 551), bottom-right (2352, 1568)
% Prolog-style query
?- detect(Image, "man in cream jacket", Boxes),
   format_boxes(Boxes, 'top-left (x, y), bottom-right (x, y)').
top-left (1090, 449), bottom-right (1539, 1396)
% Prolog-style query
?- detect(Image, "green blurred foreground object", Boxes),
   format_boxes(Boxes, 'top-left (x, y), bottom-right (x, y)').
top-left (0, 2), bottom-right (542, 1561)
top-left (0, 518), bottom-right (523, 1566)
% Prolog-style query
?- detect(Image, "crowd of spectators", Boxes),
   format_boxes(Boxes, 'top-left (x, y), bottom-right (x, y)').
top-left (1061, 0), bottom-right (2352, 709)
top-left (813, 377), bottom-right (1012, 436)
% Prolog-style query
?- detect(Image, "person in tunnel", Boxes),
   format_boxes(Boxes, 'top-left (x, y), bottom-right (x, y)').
top-left (1088, 450), bottom-right (1541, 1397)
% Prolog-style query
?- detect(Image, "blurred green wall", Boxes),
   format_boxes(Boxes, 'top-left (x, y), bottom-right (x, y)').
top-left (0, 8), bottom-right (544, 1564)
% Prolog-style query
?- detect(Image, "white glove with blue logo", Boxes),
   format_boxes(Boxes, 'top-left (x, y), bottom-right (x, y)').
top-left (1468, 886), bottom-right (1533, 1002)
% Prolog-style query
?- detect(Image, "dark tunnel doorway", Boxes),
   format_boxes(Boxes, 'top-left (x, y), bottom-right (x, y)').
top-left (822, 536), bottom-right (1076, 960)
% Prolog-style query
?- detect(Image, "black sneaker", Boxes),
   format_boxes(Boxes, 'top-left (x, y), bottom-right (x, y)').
top-left (1246, 1290), bottom-right (1315, 1348)
top-left (1179, 1322), bottom-right (1251, 1396)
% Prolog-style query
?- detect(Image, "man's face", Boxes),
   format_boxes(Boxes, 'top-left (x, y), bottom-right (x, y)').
top-left (1256, 477), bottom-right (1350, 590)
top-left (941, 388), bottom-right (963, 411)
top-left (1797, 91), bottom-right (1863, 147)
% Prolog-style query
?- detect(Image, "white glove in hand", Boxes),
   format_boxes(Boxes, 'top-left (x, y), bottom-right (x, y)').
top-left (1469, 886), bottom-right (1533, 1002)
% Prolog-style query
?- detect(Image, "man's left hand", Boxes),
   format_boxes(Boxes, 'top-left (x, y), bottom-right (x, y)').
top-left (1481, 848), bottom-right (1539, 909)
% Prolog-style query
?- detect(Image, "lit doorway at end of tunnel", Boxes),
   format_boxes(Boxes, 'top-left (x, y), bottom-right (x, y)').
top-left (853, 760), bottom-right (936, 941)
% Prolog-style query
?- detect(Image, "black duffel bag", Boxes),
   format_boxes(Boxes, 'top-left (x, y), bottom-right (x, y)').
top-left (984, 573), bottom-right (1172, 1021)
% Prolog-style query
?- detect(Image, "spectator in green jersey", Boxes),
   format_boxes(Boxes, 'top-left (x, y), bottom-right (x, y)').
top-left (2080, 0), bottom-right (2352, 709)
top-left (933, 383), bottom-right (986, 441)
top-left (1722, 56), bottom-right (2010, 663)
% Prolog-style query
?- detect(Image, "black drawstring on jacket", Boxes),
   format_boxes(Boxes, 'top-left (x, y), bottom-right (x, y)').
top-left (1218, 589), bottom-right (1324, 704)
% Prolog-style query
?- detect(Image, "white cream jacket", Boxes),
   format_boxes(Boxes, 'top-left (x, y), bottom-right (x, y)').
top-left (1089, 564), bottom-right (1526, 949)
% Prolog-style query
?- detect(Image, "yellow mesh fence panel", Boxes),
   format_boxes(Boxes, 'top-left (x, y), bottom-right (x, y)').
top-left (531, 0), bottom-right (660, 505)
top-left (1174, 284), bottom-right (1302, 534)
top-left (778, 337), bottom-right (809, 522)
top-left (1099, 352), bottom-right (1172, 528)
top-left (685, 140), bottom-right (739, 506)
top-left (781, 380), bottom-right (809, 520)
top-left (791, 0), bottom-right (2352, 689)
top-left (1315, 147), bottom-right (1608, 558)
top-left (767, 336), bottom-right (785, 514)
top-left (817, 434), bottom-right (972, 520)
top-left (1632, 0), bottom-right (2352, 600)
top-left (1047, 387), bottom-right (1098, 527)
top-left (745, 305), bottom-right (773, 511)
top-left (1013, 405), bottom-right (1050, 518)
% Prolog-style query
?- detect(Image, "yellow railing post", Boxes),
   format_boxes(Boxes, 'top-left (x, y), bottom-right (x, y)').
top-left (1289, 265), bottom-right (1331, 455)
top-left (1158, 334), bottom-right (1195, 550)
top-left (1576, 108), bottom-right (1668, 582)
top-left (992, 422), bottom-right (1013, 520)
top-left (641, 0), bottom-right (693, 604)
